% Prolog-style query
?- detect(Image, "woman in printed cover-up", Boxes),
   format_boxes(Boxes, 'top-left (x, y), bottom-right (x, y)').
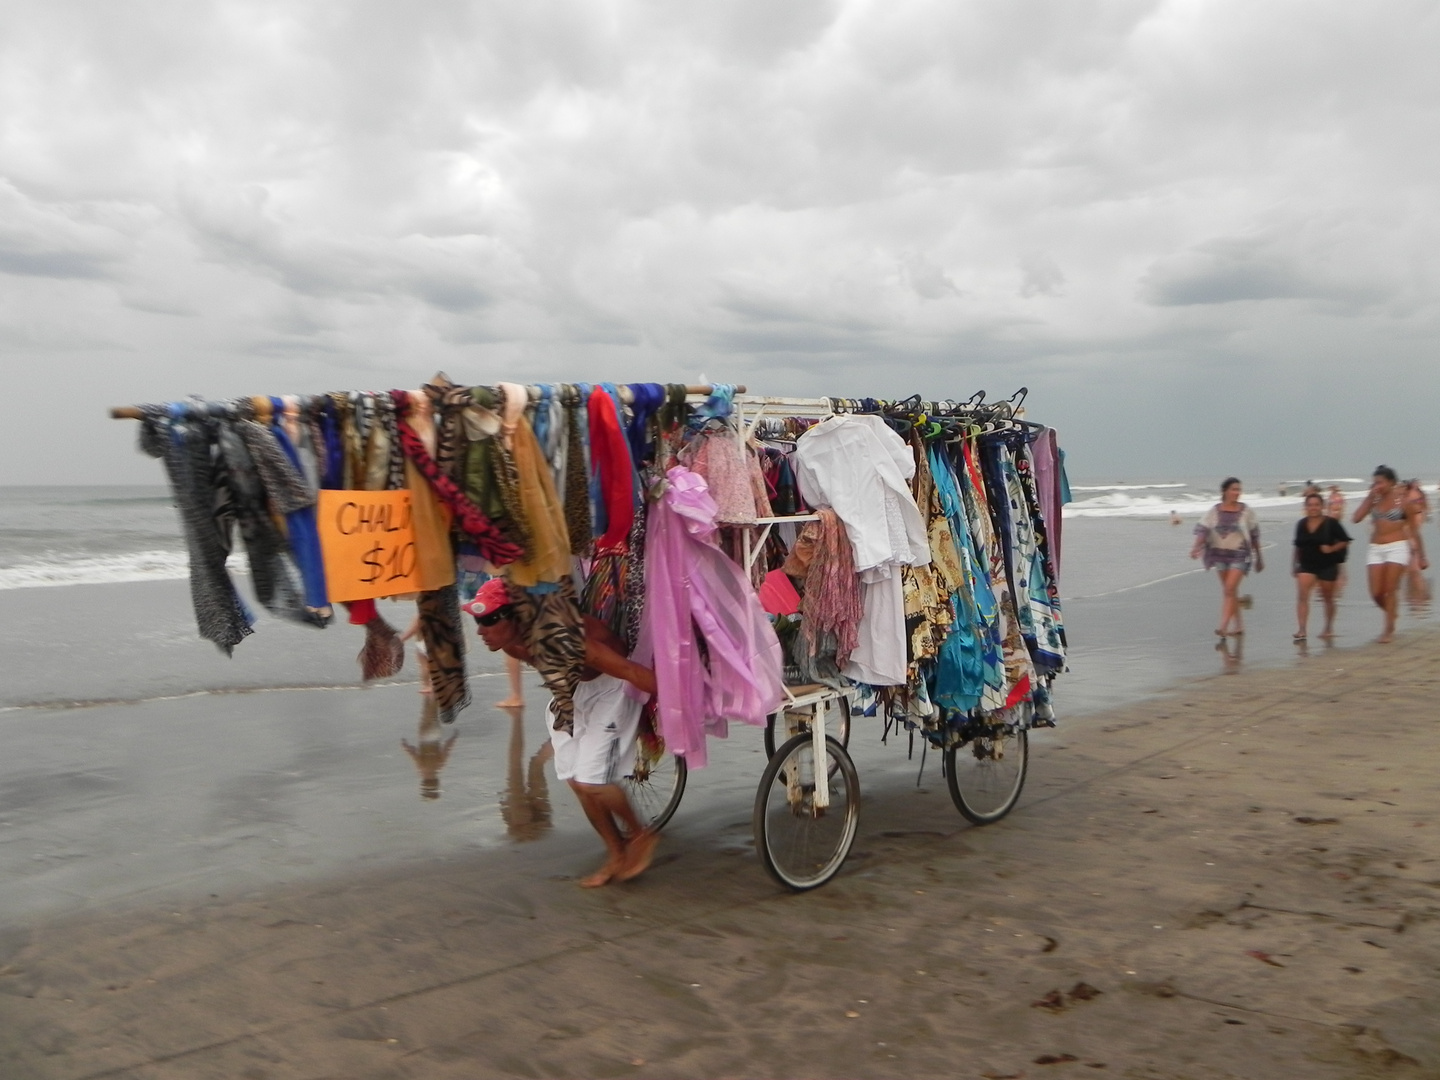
top-left (1191, 477), bottom-right (1263, 638)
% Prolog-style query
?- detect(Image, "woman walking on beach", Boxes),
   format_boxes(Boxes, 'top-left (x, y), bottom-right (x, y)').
top-left (1352, 466), bottom-right (1428, 643)
top-left (1292, 492), bottom-right (1350, 642)
top-left (1191, 477), bottom-right (1263, 637)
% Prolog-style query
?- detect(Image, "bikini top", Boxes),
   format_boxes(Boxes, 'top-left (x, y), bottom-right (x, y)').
top-left (1375, 501), bottom-right (1407, 521)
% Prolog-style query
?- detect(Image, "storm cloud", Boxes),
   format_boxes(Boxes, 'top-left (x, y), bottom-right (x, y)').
top-left (1, 0), bottom-right (1437, 482)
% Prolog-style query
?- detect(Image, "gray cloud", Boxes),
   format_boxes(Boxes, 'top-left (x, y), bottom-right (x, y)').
top-left (0, 0), bottom-right (1438, 483)
top-left (1142, 232), bottom-right (1391, 308)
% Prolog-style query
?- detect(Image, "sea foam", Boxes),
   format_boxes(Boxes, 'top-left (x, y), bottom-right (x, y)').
top-left (0, 550), bottom-right (242, 590)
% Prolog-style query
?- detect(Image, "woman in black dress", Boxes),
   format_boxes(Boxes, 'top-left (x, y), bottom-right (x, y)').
top-left (1293, 492), bottom-right (1350, 641)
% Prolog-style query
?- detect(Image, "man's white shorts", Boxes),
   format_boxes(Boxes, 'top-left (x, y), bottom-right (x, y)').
top-left (1366, 539), bottom-right (1412, 567)
top-left (547, 674), bottom-right (644, 786)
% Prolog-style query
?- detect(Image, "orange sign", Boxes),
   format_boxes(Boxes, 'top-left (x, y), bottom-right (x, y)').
top-left (316, 490), bottom-right (421, 602)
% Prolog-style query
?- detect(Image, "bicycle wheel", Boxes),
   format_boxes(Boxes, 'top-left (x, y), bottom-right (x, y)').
top-left (763, 695), bottom-right (852, 760)
top-left (944, 728), bottom-right (1028, 825)
top-left (622, 749), bottom-right (688, 832)
top-left (753, 733), bottom-right (860, 891)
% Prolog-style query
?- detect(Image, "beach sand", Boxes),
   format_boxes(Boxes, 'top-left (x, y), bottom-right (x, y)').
top-left (3, 627), bottom-right (1438, 1078)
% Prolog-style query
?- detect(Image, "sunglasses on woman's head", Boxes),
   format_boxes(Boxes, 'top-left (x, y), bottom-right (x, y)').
top-left (475, 606), bottom-right (514, 627)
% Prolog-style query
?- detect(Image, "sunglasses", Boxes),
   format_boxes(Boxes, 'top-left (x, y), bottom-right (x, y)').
top-left (474, 606), bottom-right (514, 628)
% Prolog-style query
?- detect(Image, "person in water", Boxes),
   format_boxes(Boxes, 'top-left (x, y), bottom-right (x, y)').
top-left (1191, 477), bottom-right (1263, 637)
top-left (465, 578), bottom-right (659, 887)
top-left (1352, 465), bottom-right (1428, 643)
top-left (1292, 492), bottom-right (1350, 642)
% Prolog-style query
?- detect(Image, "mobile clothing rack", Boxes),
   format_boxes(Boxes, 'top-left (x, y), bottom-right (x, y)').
top-left (112, 383), bottom-right (1059, 892)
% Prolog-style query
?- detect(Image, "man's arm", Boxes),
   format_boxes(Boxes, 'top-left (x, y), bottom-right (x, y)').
top-left (584, 637), bottom-right (657, 697)
top-left (580, 615), bottom-right (657, 696)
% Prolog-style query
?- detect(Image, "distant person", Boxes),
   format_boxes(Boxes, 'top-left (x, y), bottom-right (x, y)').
top-left (1326, 485), bottom-right (1346, 519)
top-left (1303, 481), bottom-right (1321, 499)
top-left (1170, 510), bottom-right (1182, 526)
top-left (400, 614), bottom-right (433, 694)
top-left (1404, 479), bottom-right (1429, 524)
top-left (1191, 477), bottom-right (1263, 637)
top-left (1292, 492), bottom-right (1350, 642)
top-left (1352, 465), bottom-right (1428, 643)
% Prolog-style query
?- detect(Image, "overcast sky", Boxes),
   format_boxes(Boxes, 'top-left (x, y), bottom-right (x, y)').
top-left (2, 0), bottom-right (1437, 484)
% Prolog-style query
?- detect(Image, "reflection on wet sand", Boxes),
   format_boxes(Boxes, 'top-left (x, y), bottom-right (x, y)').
top-left (1404, 568), bottom-right (1432, 618)
top-left (1216, 635), bottom-right (1243, 674)
top-left (401, 697), bottom-right (458, 800)
top-left (501, 708), bottom-right (554, 842)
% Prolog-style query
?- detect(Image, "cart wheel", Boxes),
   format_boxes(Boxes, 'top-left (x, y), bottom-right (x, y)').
top-left (621, 749), bottom-right (688, 832)
top-left (763, 695), bottom-right (852, 760)
top-left (944, 728), bottom-right (1028, 825)
top-left (753, 733), bottom-right (860, 891)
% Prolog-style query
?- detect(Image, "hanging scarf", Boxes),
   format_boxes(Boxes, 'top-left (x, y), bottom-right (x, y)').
top-left (587, 387), bottom-right (634, 550)
top-left (330, 392), bottom-right (361, 490)
top-left (391, 392), bottom-right (523, 566)
top-left (425, 374), bottom-right (471, 483)
top-left (418, 585), bottom-right (470, 721)
top-left (139, 406), bottom-right (254, 654)
top-left (231, 420), bottom-right (309, 513)
top-left (358, 615), bottom-right (405, 681)
top-left (691, 383), bottom-right (735, 424)
top-left (503, 405), bottom-right (573, 587)
top-left (560, 384), bottom-right (592, 555)
top-left (508, 578), bottom-right (586, 734)
top-left (624, 383), bottom-right (666, 467)
top-left (266, 401), bottom-right (332, 617)
top-left (362, 392), bottom-right (394, 491)
top-left (215, 420), bottom-right (322, 627)
top-left (372, 391), bottom-right (406, 491)
top-left (619, 501), bottom-right (648, 653)
top-left (784, 509), bottom-right (863, 665)
top-left (489, 385), bottom-right (536, 557)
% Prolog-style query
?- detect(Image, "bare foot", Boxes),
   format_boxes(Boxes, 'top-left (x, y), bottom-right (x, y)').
top-left (579, 857), bottom-right (625, 888)
top-left (1319, 631), bottom-right (1335, 640)
top-left (1378, 632), bottom-right (1395, 644)
top-left (616, 829), bottom-right (659, 882)
top-left (495, 697), bottom-right (523, 709)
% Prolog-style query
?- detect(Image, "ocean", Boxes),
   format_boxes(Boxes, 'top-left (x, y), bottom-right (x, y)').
top-left (1, 476), bottom-right (1429, 714)
top-left (0, 475), bottom-right (1379, 590)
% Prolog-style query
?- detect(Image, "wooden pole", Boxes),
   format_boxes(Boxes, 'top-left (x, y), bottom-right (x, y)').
top-left (109, 384), bottom-right (746, 419)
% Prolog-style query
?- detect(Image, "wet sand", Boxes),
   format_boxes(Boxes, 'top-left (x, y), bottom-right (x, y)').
top-left (3, 628), bottom-right (1439, 1078)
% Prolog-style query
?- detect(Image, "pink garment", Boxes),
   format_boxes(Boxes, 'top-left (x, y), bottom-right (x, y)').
top-left (630, 467), bottom-right (785, 769)
top-left (683, 429), bottom-right (769, 525)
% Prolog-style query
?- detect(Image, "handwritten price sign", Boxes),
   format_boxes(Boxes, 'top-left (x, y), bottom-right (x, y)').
top-left (316, 490), bottom-right (422, 602)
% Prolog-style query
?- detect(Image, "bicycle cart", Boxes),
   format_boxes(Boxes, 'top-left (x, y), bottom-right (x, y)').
top-left (734, 392), bottom-right (1046, 891)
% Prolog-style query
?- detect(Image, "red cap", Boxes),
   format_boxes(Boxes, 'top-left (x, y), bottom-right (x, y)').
top-left (462, 578), bottom-right (513, 618)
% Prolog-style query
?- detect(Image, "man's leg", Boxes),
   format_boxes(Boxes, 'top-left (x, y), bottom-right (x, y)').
top-left (569, 781), bottom-right (629, 887)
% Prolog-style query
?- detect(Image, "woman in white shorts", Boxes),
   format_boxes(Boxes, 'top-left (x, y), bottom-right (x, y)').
top-left (1353, 465), bottom-right (1428, 642)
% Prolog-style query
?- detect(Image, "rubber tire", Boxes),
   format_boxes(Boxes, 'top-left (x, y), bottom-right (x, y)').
top-left (944, 728), bottom-right (1028, 825)
top-left (622, 752), bottom-right (688, 833)
top-left (763, 694), bottom-right (853, 760)
top-left (753, 732), bottom-right (860, 892)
